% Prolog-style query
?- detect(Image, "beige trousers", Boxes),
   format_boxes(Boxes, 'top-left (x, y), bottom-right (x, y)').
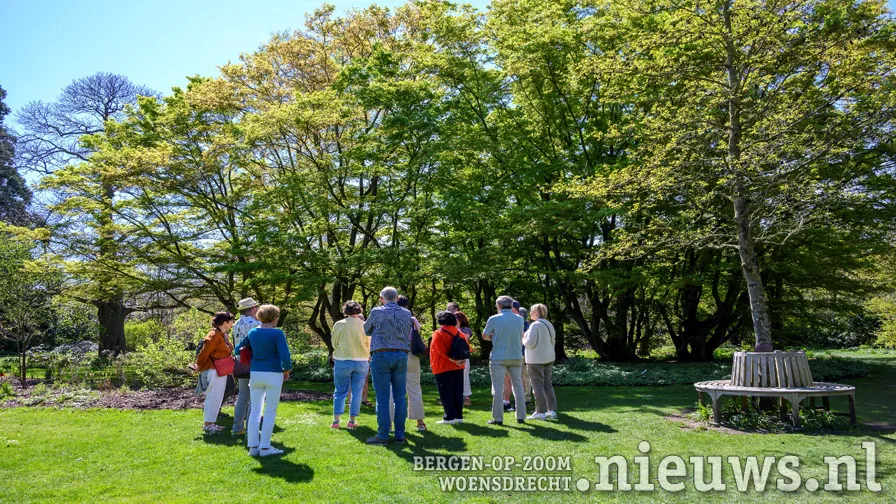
top-left (389, 353), bottom-right (425, 421)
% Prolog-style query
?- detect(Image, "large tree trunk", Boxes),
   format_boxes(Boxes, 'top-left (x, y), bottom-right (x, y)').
top-left (97, 300), bottom-right (129, 355)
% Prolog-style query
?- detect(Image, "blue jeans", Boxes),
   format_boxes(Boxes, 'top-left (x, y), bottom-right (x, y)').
top-left (333, 360), bottom-right (369, 417)
top-left (371, 351), bottom-right (408, 440)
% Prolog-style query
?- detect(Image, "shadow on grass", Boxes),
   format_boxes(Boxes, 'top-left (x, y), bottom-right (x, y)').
top-left (556, 414), bottom-right (617, 434)
top-left (505, 421), bottom-right (592, 442)
top-left (196, 434), bottom-right (314, 483)
top-left (454, 421), bottom-right (509, 438)
top-left (348, 423), bottom-right (469, 467)
top-left (251, 445), bottom-right (315, 484)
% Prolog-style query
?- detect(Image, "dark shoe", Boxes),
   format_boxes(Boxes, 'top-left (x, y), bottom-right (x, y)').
top-left (395, 437), bottom-right (406, 444)
top-left (366, 436), bottom-right (388, 445)
top-left (503, 403), bottom-right (513, 412)
top-left (487, 419), bottom-right (504, 426)
top-left (517, 418), bottom-right (526, 424)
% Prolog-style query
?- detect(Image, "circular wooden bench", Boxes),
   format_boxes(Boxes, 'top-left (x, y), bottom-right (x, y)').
top-left (694, 351), bottom-right (856, 429)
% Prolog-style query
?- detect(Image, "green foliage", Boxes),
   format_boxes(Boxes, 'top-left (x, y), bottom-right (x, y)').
top-left (0, 86), bottom-right (32, 225)
top-left (18, 1), bottom-right (896, 362)
top-left (0, 380), bottom-right (14, 401)
top-left (168, 308), bottom-right (211, 348)
top-left (806, 355), bottom-right (871, 381)
top-left (868, 294), bottom-right (896, 348)
top-left (121, 341), bottom-right (194, 389)
top-left (692, 399), bottom-right (855, 433)
top-left (124, 319), bottom-right (168, 351)
top-left (287, 350), bottom-right (867, 387)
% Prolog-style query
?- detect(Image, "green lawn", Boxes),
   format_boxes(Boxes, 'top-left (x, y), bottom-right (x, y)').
top-left (1, 353), bottom-right (893, 503)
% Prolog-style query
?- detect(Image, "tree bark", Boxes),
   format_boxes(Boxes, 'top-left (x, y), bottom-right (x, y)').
top-left (97, 300), bottom-right (129, 355)
top-left (733, 197), bottom-right (773, 349)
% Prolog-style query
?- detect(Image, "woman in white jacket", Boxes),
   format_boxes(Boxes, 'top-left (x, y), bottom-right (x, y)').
top-left (522, 304), bottom-right (557, 420)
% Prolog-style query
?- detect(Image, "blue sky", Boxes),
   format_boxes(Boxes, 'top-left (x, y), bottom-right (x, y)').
top-left (1, 0), bottom-right (894, 117)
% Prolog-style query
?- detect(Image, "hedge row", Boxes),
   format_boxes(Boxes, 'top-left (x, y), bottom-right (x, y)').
top-left (289, 353), bottom-right (870, 388)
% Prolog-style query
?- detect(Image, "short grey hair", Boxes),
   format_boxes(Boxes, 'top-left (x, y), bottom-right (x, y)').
top-left (380, 286), bottom-right (399, 302)
top-left (496, 295), bottom-right (514, 309)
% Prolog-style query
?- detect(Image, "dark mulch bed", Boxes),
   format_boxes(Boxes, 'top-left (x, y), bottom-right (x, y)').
top-left (90, 387), bottom-right (333, 410)
top-left (0, 376), bottom-right (331, 411)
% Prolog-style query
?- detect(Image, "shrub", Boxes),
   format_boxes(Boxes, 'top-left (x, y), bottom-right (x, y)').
top-left (0, 381), bottom-right (14, 400)
top-left (285, 351), bottom-right (868, 387)
top-left (691, 400), bottom-right (854, 432)
top-left (807, 355), bottom-right (870, 381)
top-left (124, 319), bottom-right (168, 350)
top-left (28, 346), bottom-right (101, 384)
top-left (288, 351), bottom-right (733, 387)
top-left (169, 308), bottom-right (211, 349)
top-left (122, 340), bottom-right (195, 389)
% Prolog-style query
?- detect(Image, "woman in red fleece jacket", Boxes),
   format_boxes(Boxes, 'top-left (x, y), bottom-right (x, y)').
top-left (430, 311), bottom-right (469, 424)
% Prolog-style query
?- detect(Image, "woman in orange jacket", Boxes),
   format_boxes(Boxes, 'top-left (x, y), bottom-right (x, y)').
top-left (196, 312), bottom-right (235, 433)
top-left (429, 311), bottom-right (469, 425)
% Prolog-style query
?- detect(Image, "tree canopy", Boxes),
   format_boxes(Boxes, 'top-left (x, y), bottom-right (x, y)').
top-left (13, 0), bottom-right (896, 358)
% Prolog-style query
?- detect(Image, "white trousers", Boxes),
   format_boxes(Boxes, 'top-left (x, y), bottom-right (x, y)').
top-left (203, 369), bottom-right (227, 423)
top-left (248, 371), bottom-right (283, 450)
top-left (463, 359), bottom-right (472, 397)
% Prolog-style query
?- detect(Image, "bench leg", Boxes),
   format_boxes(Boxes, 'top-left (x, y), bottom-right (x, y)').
top-left (790, 395), bottom-right (802, 429)
top-left (740, 396), bottom-right (749, 412)
top-left (848, 393), bottom-right (857, 425)
top-left (779, 397), bottom-right (788, 421)
top-left (698, 391), bottom-right (706, 407)
top-left (822, 397), bottom-right (830, 411)
top-left (711, 394), bottom-right (722, 425)
top-left (809, 397), bottom-right (816, 409)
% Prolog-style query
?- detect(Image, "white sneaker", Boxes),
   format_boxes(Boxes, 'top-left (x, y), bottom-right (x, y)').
top-left (452, 419), bottom-right (464, 424)
top-left (258, 447), bottom-right (284, 457)
top-left (545, 411), bottom-right (558, 419)
top-left (436, 419), bottom-right (453, 425)
top-left (527, 413), bottom-right (547, 420)
top-left (248, 447), bottom-right (260, 457)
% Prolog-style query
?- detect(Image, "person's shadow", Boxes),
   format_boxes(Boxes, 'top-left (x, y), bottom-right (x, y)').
top-left (556, 415), bottom-right (617, 434)
top-left (251, 445), bottom-right (315, 484)
top-left (454, 421), bottom-right (509, 438)
top-left (196, 435), bottom-right (314, 483)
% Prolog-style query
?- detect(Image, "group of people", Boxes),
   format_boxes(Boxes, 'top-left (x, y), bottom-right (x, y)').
top-left (194, 287), bottom-right (559, 455)
top-left (195, 300), bottom-right (291, 457)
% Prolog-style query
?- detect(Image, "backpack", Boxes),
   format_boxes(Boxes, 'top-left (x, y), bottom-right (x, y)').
top-left (447, 329), bottom-right (471, 360)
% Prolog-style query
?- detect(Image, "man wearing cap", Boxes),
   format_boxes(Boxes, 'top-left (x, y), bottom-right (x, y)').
top-left (231, 298), bottom-right (261, 437)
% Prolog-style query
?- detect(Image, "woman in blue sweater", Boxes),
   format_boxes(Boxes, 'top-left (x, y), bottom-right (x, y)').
top-left (235, 304), bottom-right (292, 457)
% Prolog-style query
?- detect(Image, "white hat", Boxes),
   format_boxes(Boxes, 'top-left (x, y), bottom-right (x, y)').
top-left (237, 298), bottom-right (259, 311)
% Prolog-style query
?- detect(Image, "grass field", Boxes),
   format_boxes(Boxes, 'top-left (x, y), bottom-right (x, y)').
top-left (1, 351), bottom-right (893, 503)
